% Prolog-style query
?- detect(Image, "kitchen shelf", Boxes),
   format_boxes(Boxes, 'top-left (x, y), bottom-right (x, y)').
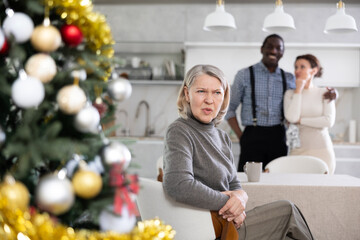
top-left (129, 80), bottom-right (183, 85)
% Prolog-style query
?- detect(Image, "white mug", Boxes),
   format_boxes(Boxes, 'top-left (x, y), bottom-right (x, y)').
top-left (131, 57), bottom-right (141, 68)
top-left (243, 162), bottom-right (262, 182)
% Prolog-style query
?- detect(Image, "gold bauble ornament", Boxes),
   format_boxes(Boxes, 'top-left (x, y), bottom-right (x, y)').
top-left (31, 24), bottom-right (61, 52)
top-left (25, 53), bottom-right (57, 83)
top-left (0, 174), bottom-right (29, 211)
top-left (57, 84), bottom-right (87, 114)
top-left (72, 167), bottom-right (103, 199)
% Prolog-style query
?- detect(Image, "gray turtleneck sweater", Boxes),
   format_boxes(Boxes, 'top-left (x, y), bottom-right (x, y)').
top-left (163, 116), bottom-right (242, 211)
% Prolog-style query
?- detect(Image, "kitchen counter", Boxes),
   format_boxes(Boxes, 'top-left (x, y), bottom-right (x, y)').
top-left (109, 136), bottom-right (360, 179)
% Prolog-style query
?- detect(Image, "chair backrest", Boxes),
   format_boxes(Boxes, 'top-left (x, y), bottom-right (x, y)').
top-left (137, 177), bottom-right (216, 240)
top-left (156, 156), bottom-right (164, 181)
top-left (156, 155), bottom-right (163, 174)
top-left (265, 155), bottom-right (329, 174)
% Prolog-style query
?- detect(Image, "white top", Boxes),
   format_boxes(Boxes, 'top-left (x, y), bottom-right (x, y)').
top-left (283, 87), bottom-right (336, 173)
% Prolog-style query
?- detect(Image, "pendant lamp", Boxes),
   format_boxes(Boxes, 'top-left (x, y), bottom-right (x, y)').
top-left (263, 0), bottom-right (295, 32)
top-left (324, 0), bottom-right (358, 34)
top-left (203, 0), bottom-right (236, 31)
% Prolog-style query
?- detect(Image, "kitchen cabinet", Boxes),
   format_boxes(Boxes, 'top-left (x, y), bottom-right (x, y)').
top-left (185, 42), bottom-right (360, 87)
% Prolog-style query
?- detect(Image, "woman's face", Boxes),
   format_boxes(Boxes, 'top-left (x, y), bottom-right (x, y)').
top-left (294, 59), bottom-right (317, 81)
top-left (184, 74), bottom-right (224, 124)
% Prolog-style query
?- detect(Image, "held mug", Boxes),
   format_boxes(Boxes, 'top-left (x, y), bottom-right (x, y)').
top-left (243, 162), bottom-right (262, 182)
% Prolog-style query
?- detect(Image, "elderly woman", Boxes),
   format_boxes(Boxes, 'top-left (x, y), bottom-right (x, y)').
top-left (162, 64), bottom-right (314, 239)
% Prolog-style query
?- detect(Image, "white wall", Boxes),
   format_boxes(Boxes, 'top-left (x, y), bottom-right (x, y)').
top-left (94, 2), bottom-right (360, 143)
top-left (185, 44), bottom-right (360, 87)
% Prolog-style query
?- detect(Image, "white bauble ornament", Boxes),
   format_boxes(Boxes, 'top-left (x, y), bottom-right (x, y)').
top-left (74, 105), bottom-right (100, 133)
top-left (3, 12), bottom-right (34, 43)
top-left (25, 53), bottom-right (57, 83)
top-left (71, 69), bottom-right (87, 81)
top-left (11, 72), bottom-right (45, 108)
top-left (0, 30), bottom-right (4, 50)
top-left (36, 173), bottom-right (75, 215)
top-left (57, 85), bottom-right (86, 115)
top-left (99, 205), bottom-right (136, 234)
top-left (31, 24), bottom-right (61, 52)
top-left (107, 78), bottom-right (132, 102)
top-left (101, 142), bottom-right (131, 169)
top-left (111, 71), bottom-right (119, 80)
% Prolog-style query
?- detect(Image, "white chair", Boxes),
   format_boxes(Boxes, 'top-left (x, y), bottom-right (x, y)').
top-left (264, 155), bottom-right (329, 174)
top-left (136, 177), bottom-right (216, 240)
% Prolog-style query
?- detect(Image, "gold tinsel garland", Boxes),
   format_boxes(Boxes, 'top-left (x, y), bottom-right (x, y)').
top-left (0, 197), bottom-right (175, 240)
top-left (49, 0), bottom-right (115, 58)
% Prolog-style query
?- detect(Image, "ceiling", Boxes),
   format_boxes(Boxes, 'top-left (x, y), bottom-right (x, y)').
top-left (93, 0), bottom-right (359, 4)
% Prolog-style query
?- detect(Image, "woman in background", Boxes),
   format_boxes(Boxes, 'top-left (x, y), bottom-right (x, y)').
top-left (284, 54), bottom-right (336, 174)
top-left (163, 64), bottom-right (314, 239)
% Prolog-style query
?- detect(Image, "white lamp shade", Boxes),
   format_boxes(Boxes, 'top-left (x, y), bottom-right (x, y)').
top-left (263, 5), bottom-right (296, 32)
top-left (203, 4), bottom-right (236, 31)
top-left (324, 6), bottom-right (358, 34)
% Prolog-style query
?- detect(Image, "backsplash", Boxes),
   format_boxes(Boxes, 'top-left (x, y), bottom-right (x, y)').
top-left (115, 83), bottom-right (181, 138)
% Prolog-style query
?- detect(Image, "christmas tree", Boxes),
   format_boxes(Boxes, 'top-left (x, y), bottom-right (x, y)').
top-left (0, 0), bottom-right (174, 239)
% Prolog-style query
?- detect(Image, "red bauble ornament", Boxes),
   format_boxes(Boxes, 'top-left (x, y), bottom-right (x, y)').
top-left (60, 24), bottom-right (83, 47)
top-left (0, 38), bottom-right (9, 55)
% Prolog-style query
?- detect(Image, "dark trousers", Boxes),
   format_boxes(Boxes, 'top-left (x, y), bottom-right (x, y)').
top-left (238, 124), bottom-right (287, 172)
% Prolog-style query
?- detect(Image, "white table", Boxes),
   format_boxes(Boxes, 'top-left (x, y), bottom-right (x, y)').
top-left (237, 173), bottom-right (360, 240)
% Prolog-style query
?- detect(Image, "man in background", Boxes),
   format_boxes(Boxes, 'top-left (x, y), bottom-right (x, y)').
top-left (225, 34), bottom-right (336, 172)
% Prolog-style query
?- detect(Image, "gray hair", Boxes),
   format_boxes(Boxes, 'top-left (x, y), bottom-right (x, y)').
top-left (177, 64), bottom-right (230, 126)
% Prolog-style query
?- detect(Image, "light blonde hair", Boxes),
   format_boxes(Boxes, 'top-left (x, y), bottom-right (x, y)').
top-left (177, 64), bottom-right (230, 126)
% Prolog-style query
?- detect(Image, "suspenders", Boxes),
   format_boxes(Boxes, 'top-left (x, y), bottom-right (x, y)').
top-left (249, 65), bottom-right (287, 126)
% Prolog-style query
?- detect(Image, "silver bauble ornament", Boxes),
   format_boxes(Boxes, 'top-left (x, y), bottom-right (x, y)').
top-left (88, 155), bottom-right (105, 175)
top-left (36, 173), bottom-right (75, 215)
top-left (0, 29), bottom-right (4, 50)
top-left (3, 12), bottom-right (34, 43)
top-left (0, 126), bottom-right (5, 147)
top-left (107, 78), bottom-right (132, 101)
top-left (57, 85), bottom-right (87, 115)
top-left (25, 53), bottom-right (57, 83)
top-left (11, 71), bottom-right (45, 108)
top-left (99, 205), bottom-right (136, 234)
top-left (74, 105), bottom-right (100, 133)
top-left (101, 142), bottom-right (131, 169)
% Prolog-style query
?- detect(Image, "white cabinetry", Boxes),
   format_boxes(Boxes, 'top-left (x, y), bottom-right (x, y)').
top-left (185, 42), bottom-right (360, 87)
